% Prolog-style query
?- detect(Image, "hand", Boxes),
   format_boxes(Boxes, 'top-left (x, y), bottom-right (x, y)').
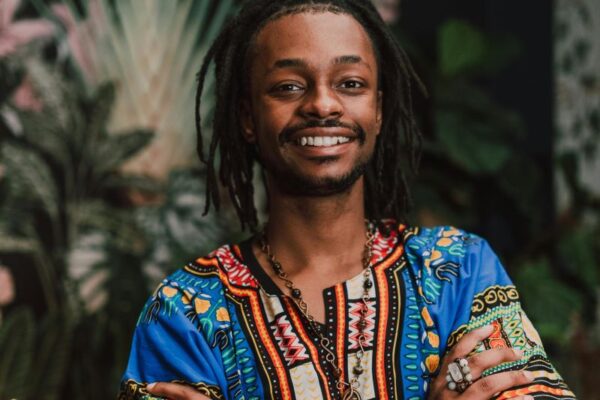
top-left (146, 382), bottom-right (211, 400)
top-left (428, 325), bottom-right (535, 400)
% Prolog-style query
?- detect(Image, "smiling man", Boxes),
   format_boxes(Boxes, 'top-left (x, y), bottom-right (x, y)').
top-left (118, 1), bottom-right (574, 400)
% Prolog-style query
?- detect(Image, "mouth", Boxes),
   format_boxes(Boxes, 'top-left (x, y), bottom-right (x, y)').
top-left (295, 136), bottom-right (354, 147)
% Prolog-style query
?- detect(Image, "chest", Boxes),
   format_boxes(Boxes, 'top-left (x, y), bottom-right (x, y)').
top-left (224, 262), bottom-right (437, 400)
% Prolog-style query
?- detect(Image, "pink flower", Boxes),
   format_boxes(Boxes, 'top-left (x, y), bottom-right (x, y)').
top-left (0, 266), bottom-right (15, 307)
top-left (0, 0), bottom-right (55, 58)
top-left (12, 73), bottom-right (43, 111)
top-left (51, 0), bottom-right (106, 83)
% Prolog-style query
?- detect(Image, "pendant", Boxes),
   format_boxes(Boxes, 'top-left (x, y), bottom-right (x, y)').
top-left (342, 387), bottom-right (362, 400)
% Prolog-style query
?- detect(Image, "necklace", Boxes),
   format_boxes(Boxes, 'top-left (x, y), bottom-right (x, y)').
top-left (259, 222), bottom-right (376, 400)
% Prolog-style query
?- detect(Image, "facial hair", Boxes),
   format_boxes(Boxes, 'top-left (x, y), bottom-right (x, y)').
top-left (258, 119), bottom-right (372, 197)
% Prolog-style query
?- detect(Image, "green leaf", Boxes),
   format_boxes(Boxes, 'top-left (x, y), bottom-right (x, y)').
top-left (2, 142), bottom-right (59, 222)
top-left (0, 308), bottom-right (35, 399)
top-left (91, 129), bottom-right (154, 177)
top-left (103, 174), bottom-right (163, 193)
top-left (15, 107), bottom-right (72, 168)
top-left (71, 202), bottom-right (144, 253)
top-left (439, 20), bottom-right (486, 77)
top-left (435, 111), bottom-right (512, 174)
top-left (558, 228), bottom-right (599, 289)
top-left (88, 82), bottom-right (116, 139)
top-left (0, 231), bottom-right (37, 252)
top-left (514, 259), bottom-right (583, 344)
top-left (29, 313), bottom-right (73, 399)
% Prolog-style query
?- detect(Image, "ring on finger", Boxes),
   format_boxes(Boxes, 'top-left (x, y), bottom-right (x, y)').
top-left (445, 357), bottom-right (474, 393)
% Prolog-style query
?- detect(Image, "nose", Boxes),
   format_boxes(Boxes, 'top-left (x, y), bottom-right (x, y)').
top-left (298, 84), bottom-right (343, 120)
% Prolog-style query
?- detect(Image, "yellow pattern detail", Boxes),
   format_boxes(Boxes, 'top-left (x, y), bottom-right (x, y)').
top-left (161, 286), bottom-right (177, 298)
top-left (216, 307), bottom-right (230, 321)
top-left (194, 298), bottom-right (211, 314)
top-left (421, 307), bottom-right (434, 327)
top-left (427, 331), bottom-right (440, 348)
top-left (436, 237), bottom-right (453, 247)
top-left (425, 354), bottom-right (440, 373)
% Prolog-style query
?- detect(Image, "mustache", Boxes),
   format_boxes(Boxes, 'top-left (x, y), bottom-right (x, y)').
top-left (279, 119), bottom-right (366, 146)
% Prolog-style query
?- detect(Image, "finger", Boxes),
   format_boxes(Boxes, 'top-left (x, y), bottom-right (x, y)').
top-left (464, 370), bottom-right (535, 400)
top-left (448, 325), bottom-right (494, 361)
top-left (467, 347), bottom-right (524, 380)
top-left (146, 382), bottom-right (211, 400)
top-left (431, 325), bottom-right (495, 394)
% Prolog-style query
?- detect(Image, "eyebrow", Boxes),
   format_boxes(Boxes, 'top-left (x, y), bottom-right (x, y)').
top-left (270, 54), bottom-right (371, 71)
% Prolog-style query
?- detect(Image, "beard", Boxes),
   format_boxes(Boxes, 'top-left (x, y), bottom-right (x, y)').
top-left (267, 155), bottom-right (370, 197)
top-left (258, 119), bottom-right (373, 197)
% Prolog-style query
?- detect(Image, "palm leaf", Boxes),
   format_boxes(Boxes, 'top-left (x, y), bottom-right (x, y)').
top-left (0, 308), bottom-right (35, 399)
top-left (91, 129), bottom-right (153, 178)
top-left (29, 312), bottom-right (73, 400)
top-left (2, 142), bottom-right (59, 223)
top-left (45, 0), bottom-right (236, 178)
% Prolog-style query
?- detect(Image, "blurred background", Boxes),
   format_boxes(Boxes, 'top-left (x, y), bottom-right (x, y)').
top-left (0, 0), bottom-right (598, 398)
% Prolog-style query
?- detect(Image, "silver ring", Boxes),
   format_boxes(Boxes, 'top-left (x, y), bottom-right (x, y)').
top-left (445, 357), bottom-right (473, 393)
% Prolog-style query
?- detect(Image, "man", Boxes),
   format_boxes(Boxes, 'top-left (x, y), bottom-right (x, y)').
top-left (119, 1), bottom-right (574, 399)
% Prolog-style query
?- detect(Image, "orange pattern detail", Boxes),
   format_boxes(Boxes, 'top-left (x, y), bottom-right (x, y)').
top-left (373, 242), bottom-right (404, 399)
top-left (496, 384), bottom-right (573, 399)
top-left (335, 284), bottom-right (347, 388)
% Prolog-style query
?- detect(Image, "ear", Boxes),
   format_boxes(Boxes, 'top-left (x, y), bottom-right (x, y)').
top-left (376, 90), bottom-right (383, 135)
top-left (241, 99), bottom-right (256, 143)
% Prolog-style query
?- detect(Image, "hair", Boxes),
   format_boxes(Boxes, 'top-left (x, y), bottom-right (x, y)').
top-left (195, 0), bottom-right (425, 232)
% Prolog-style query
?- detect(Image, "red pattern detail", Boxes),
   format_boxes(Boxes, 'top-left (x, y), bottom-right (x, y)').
top-left (271, 314), bottom-right (310, 366)
top-left (488, 319), bottom-right (510, 348)
top-left (348, 300), bottom-right (376, 350)
top-left (215, 246), bottom-right (259, 288)
top-left (370, 222), bottom-right (400, 265)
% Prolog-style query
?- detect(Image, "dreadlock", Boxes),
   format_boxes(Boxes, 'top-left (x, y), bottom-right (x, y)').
top-left (195, 0), bottom-right (425, 232)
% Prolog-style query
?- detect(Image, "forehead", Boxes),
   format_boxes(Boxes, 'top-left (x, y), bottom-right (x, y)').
top-left (252, 11), bottom-right (377, 71)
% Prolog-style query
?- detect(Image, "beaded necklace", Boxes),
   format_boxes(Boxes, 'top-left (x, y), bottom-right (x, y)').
top-left (259, 222), bottom-right (375, 400)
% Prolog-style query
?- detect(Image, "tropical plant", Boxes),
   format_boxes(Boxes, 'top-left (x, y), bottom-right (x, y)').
top-left (0, 0), bottom-right (238, 396)
top-left (30, 0), bottom-right (236, 179)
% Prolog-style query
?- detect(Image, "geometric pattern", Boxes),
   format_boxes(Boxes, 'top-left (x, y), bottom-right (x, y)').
top-left (270, 314), bottom-right (310, 366)
top-left (120, 223), bottom-right (575, 400)
top-left (289, 363), bottom-right (322, 400)
top-left (348, 300), bottom-right (375, 350)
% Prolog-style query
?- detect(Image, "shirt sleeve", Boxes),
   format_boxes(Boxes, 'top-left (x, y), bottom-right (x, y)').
top-left (118, 277), bottom-right (227, 400)
top-left (410, 227), bottom-right (576, 399)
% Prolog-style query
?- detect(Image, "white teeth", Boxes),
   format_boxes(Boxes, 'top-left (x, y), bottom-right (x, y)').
top-left (297, 136), bottom-right (352, 147)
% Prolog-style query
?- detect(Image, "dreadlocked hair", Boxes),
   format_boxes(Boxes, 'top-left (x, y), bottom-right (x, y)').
top-left (195, 0), bottom-right (426, 232)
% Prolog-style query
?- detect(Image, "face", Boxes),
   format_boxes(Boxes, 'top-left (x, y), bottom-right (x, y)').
top-left (243, 11), bottom-right (382, 196)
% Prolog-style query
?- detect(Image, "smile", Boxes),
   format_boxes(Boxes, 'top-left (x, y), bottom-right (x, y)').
top-left (296, 136), bottom-right (353, 147)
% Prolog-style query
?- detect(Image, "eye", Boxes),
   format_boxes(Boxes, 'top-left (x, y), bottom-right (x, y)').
top-left (272, 83), bottom-right (304, 93)
top-left (338, 80), bottom-right (365, 90)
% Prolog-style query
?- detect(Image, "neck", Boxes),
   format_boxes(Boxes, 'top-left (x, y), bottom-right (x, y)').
top-left (263, 177), bottom-right (368, 276)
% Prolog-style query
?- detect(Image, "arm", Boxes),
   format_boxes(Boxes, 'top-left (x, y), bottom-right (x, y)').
top-left (407, 227), bottom-right (575, 399)
top-left (118, 279), bottom-right (227, 400)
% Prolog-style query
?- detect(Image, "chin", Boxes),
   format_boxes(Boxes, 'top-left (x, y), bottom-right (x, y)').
top-left (272, 161), bottom-right (368, 197)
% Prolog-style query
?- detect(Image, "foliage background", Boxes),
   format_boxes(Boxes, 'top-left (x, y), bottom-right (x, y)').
top-left (0, 0), bottom-right (598, 399)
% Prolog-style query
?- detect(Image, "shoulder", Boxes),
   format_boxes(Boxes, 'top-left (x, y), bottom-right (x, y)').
top-left (403, 225), bottom-right (487, 267)
top-left (402, 226), bottom-right (505, 303)
top-left (159, 242), bottom-right (260, 294)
